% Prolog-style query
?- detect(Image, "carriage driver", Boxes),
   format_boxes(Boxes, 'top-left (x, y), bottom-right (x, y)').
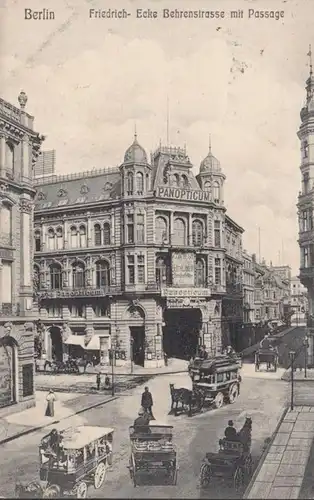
top-left (224, 420), bottom-right (238, 441)
top-left (259, 333), bottom-right (272, 350)
top-left (133, 408), bottom-right (151, 434)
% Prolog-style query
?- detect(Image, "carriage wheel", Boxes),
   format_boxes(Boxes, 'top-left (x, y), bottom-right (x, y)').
top-left (76, 481), bottom-right (88, 498)
top-left (132, 472), bottom-right (137, 487)
top-left (214, 392), bottom-right (224, 409)
top-left (245, 454), bottom-right (253, 477)
top-left (234, 467), bottom-right (244, 491)
top-left (199, 463), bottom-right (211, 487)
top-left (43, 484), bottom-right (61, 498)
top-left (228, 384), bottom-right (239, 404)
top-left (94, 462), bottom-right (107, 489)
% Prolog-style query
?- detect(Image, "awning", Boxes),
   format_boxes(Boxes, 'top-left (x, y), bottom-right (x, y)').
top-left (64, 335), bottom-right (85, 347)
top-left (86, 333), bottom-right (110, 351)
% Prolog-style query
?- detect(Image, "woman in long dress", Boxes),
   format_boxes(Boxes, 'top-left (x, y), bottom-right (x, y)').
top-left (45, 389), bottom-right (56, 417)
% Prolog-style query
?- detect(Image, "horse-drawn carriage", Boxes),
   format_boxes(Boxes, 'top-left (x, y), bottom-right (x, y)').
top-left (199, 418), bottom-right (253, 491)
top-left (128, 423), bottom-right (178, 487)
top-left (16, 426), bottom-right (114, 498)
top-left (255, 348), bottom-right (278, 372)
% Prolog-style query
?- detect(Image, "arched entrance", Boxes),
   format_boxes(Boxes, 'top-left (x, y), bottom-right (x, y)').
top-left (49, 326), bottom-right (63, 362)
top-left (0, 336), bottom-right (17, 408)
top-left (125, 305), bottom-right (145, 367)
top-left (163, 308), bottom-right (202, 360)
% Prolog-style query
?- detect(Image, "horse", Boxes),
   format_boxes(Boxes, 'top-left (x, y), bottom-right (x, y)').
top-left (169, 383), bottom-right (193, 415)
top-left (15, 481), bottom-right (43, 498)
top-left (237, 417), bottom-right (252, 451)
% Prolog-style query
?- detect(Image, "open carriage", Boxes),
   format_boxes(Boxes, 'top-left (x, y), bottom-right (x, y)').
top-left (16, 426), bottom-right (114, 498)
top-left (199, 418), bottom-right (253, 491)
top-left (128, 423), bottom-right (178, 487)
top-left (255, 348), bottom-right (278, 372)
top-left (187, 355), bottom-right (242, 410)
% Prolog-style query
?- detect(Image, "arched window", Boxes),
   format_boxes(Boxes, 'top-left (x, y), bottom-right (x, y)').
top-left (35, 230), bottom-right (41, 252)
top-left (195, 258), bottom-right (206, 287)
top-left (79, 225), bottom-right (86, 247)
top-left (103, 223), bottom-right (110, 245)
top-left (5, 142), bottom-right (14, 174)
top-left (127, 171), bottom-right (134, 194)
top-left (1, 202), bottom-right (12, 245)
top-left (213, 181), bottom-right (220, 202)
top-left (0, 336), bottom-right (17, 407)
top-left (136, 172), bottom-right (144, 193)
top-left (94, 224), bottom-right (101, 246)
top-left (95, 260), bottom-right (110, 288)
top-left (56, 227), bottom-right (63, 250)
top-left (192, 220), bottom-right (204, 246)
top-left (155, 217), bottom-right (168, 244)
top-left (174, 174), bottom-right (180, 186)
top-left (70, 226), bottom-right (78, 248)
top-left (50, 263), bottom-right (62, 290)
top-left (47, 228), bottom-right (55, 251)
top-left (182, 175), bottom-right (189, 188)
top-left (156, 257), bottom-right (168, 285)
top-left (72, 262), bottom-right (85, 288)
top-left (173, 218), bottom-right (186, 246)
top-left (203, 181), bottom-right (211, 191)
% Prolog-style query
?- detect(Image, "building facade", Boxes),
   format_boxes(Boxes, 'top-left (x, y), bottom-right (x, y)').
top-left (34, 137), bottom-right (244, 368)
top-left (290, 276), bottom-right (308, 325)
top-left (0, 93), bottom-right (44, 415)
top-left (242, 251), bottom-right (255, 324)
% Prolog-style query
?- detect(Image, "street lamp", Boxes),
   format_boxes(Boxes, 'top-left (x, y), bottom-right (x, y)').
top-left (130, 337), bottom-right (134, 374)
top-left (303, 335), bottom-right (309, 378)
top-left (289, 350), bottom-right (296, 411)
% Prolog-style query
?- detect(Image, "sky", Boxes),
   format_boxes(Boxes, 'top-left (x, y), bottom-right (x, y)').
top-left (1, 0), bottom-right (313, 274)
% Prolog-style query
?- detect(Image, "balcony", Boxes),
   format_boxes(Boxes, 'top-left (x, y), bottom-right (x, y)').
top-left (38, 286), bottom-right (121, 299)
top-left (0, 303), bottom-right (20, 317)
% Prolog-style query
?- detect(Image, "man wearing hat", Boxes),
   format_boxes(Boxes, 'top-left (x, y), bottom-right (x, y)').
top-left (133, 408), bottom-right (151, 433)
top-left (224, 420), bottom-right (237, 440)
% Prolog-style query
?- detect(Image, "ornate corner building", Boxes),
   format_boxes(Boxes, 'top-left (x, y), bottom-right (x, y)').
top-left (33, 135), bottom-right (245, 368)
top-left (298, 52), bottom-right (314, 364)
top-left (0, 93), bottom-right (44, 415)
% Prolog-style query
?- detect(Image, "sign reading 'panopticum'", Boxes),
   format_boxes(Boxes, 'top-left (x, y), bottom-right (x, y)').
top-left (157, 186), bottom-right (212, 202)
top-left (161, 288), bottom-right (211, 297)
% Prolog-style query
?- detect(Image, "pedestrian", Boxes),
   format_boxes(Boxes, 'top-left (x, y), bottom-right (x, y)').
top-left (141, 386), bottom-right (155, 420)
top-left (104, 373), bottom-right (111, 390)
top-left (96, 372), bottom-right (101, 390)
top-left (164, 352), bottom-right (168, 366)
top-left (45, 389), bottom-right (57, 417)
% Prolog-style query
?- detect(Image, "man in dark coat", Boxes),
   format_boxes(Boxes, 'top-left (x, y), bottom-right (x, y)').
top-left (133, 408), bottom-right (151, 433)
top-left (141, 386), bottom-right (155, 420)
top-left (224, 420), bottom-right (238, 441)
top-left (260, 334), bottom-right (271, 350)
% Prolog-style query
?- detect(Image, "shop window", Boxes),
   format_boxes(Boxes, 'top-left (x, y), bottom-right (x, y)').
top-left (22, 364), bottom-right (34, 397)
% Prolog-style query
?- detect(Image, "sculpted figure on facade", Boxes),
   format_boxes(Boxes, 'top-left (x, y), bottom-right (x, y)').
top-left (61, 322), bottom-right (72, 343)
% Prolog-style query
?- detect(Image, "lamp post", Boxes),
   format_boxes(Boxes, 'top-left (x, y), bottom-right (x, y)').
top-left (303, 335), bottom-right (309, 378)
top-left (289, 350), bottom-right (296, 411)
top-left (130, 337), bottom-right (134, 374)
top-left (109, 345), bottom-right (115, 397)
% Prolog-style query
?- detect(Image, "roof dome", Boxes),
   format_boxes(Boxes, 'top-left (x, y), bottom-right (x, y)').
top-left (123, 134), bottom-right (148, 164)
top-left (199, 138), bottom-right (221, 174)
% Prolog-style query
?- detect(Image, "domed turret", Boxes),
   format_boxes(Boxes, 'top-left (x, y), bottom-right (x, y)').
top-left (200, 137), bottom-right (221, 173)
top-left (123, 133), bottom-right (148, 164)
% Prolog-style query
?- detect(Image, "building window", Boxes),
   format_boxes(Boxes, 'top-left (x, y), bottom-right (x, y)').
top-left (94, 224), bottom-right (101, 246)
top-left (47, 229), bottom-right (55, 250)
top-left (174, 174), bottom-right (180, 186)
top-left (173, 218), bottom-right (186, 246)
top-left (93, 304), bottom-right (110, 317)
top-left (0, 202), bottom-right (12, 246)
top-left (79, 225), bottom-right (86, 247)
top-left (69, 303), bottom-right (85, 318)
top-left (213, 182), bottom-right (220, 202)
top-left (155, 216), bottom-right (168, 244)
top-left (50, 264), bottom-right (62, 290)
top-left (103, 223), bottom-right (110, 245)
top-left (70, 226), bottom-right (78, 248)
top-left (303, 247), bottom-right (310, 268)
top-left (72, 263), bottom-right (85, 288)
top-left (137, 255), bottom-right (145, 283)
top-left (96, 260), bottom-right (110, 287)
top-left (214, 258), bottom-right (221, 285)
top-left (1, 260), bottom-right (12, 303)
top-left (192, 220), bottom-right (204, 246)
top-left (35, 230), bottom-right (41, 252)
top-left (127, 171), bottom-right (134, 195)
top-left (127, 255), bottom-right (135, 284)
top-left (22, 364), bottom-right (34, 397)
top-left (303, 140), bottom-right (309, 159)
top-left (303, 172), bottom-right (310, 194)
top-left (48, 305), bottom-right (62, 318)
top-left (5, 142), bottom-right (14, 174)
top-left (56, 227), bottom-right (63, 250)
top-left (156, 256), bottom-right (169, 285)
top-left (214, 221), bottom-right (221, 247)
top-left (182, 174), bottom-right (189, 188)
top-left (127, 214), bottom-right (134, 243)
top-left (136, 172), bottom-right (144, 193)
top-left (203, 181), bottom-right (211, 191)
top-left (195, 258), bottom-right (206, 287)
top-left (136, 214), bottom-right (145, 243)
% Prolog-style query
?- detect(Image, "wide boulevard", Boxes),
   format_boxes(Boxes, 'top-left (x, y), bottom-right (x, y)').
top-left (0, 369), bottom-right (288, 499)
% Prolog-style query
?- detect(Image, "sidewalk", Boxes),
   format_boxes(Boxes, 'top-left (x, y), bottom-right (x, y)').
top-left (245, 406), bottom-right (314, 499)
top-left (282, 367), bottom-right (314, 381)
top-left (0, 391), bottom-right (116, 445)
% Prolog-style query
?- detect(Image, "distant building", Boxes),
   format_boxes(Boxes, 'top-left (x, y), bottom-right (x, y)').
top-left (0, 93), bottom-right (44, 415)
top-left (33, 137), bottom-right (244, 368)
top-left (242, 251), bottom-right (255, 324)
top-left (290, 276), bottom-right (308, 325)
